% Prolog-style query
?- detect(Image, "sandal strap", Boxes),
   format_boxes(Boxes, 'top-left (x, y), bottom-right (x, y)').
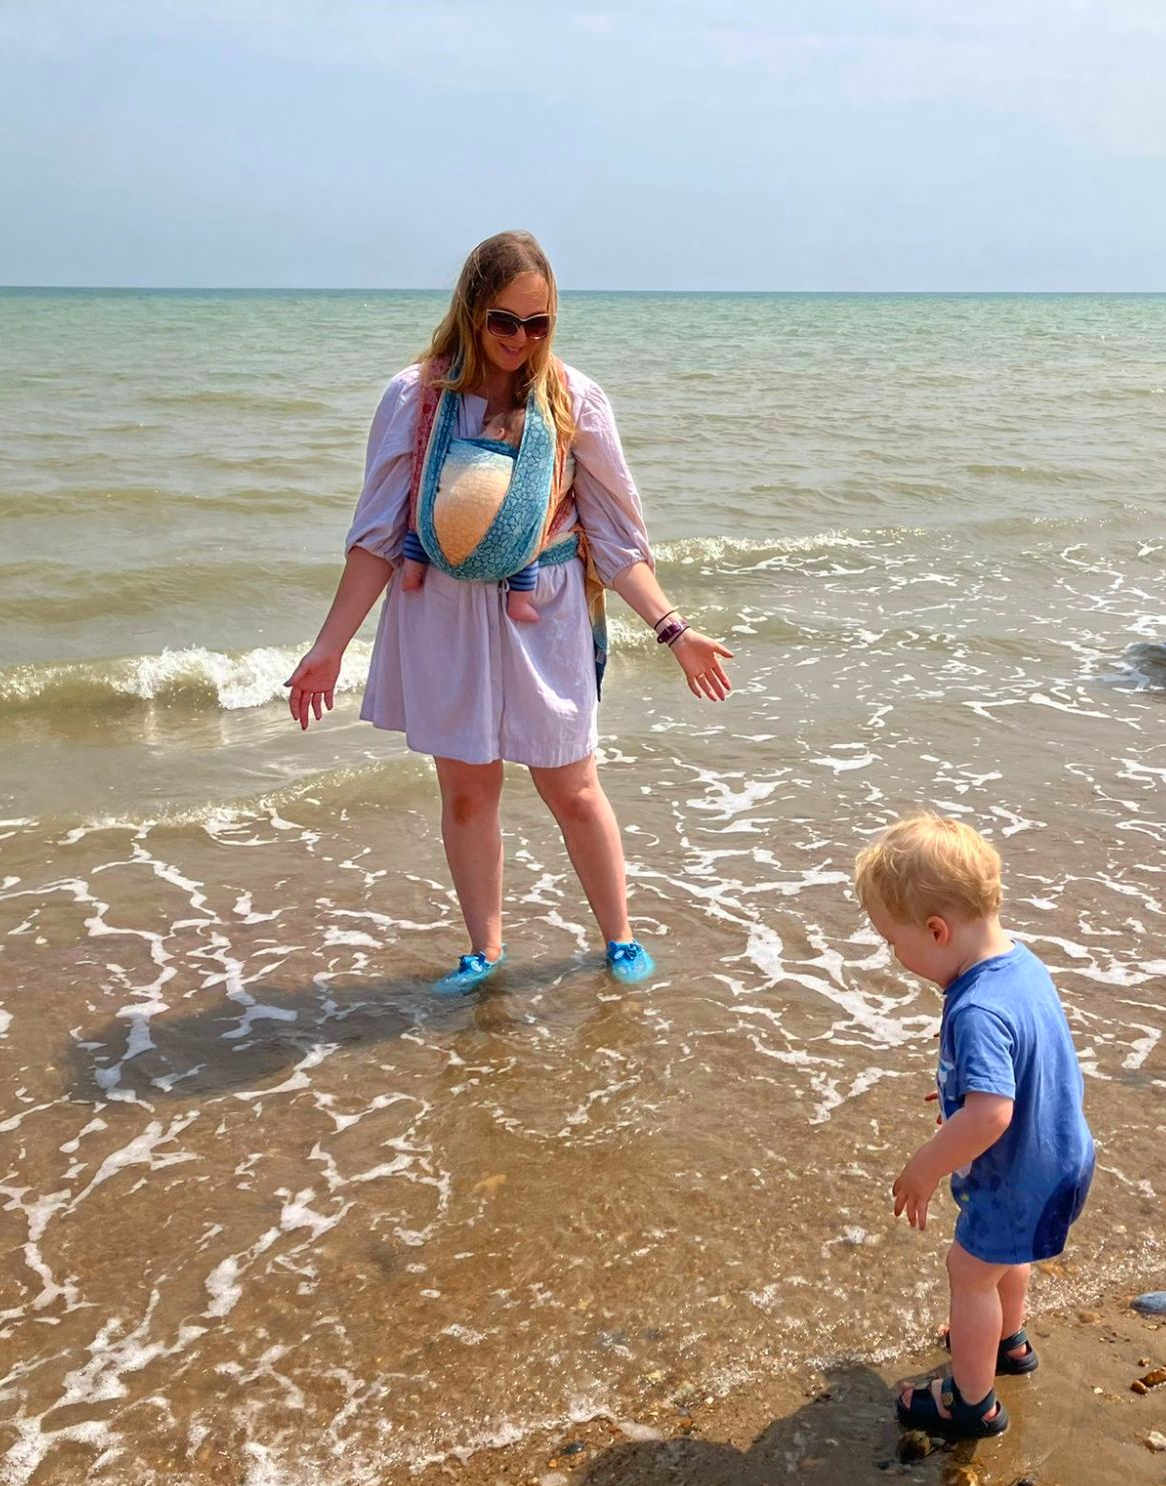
top-left (998, 1328), bottom-right (1028, 1354)
top-left (943, 1376), bottom-right (999, 1425)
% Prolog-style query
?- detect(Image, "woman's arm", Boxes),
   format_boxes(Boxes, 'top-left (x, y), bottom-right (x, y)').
top-left (285, 547), bottom-right (394, 730)
top-left (611, 560), bottom-right (734, 703)
top-left (286, 370), bottom-right (418, 731)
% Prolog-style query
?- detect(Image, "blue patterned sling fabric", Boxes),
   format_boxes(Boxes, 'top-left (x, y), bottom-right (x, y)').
top-left (407, 356), bottom-right (609, 696)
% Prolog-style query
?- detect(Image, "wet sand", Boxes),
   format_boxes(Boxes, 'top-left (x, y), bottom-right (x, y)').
top-left (398, 1285), bottom-right (1166, 1486)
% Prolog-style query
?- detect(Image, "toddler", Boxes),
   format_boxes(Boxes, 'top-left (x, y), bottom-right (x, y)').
top-left (854, 813), bottom-right (1094, 1440)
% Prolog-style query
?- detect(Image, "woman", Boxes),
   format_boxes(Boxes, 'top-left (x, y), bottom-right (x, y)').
top-left (286, 231), bottom-right (733, 993)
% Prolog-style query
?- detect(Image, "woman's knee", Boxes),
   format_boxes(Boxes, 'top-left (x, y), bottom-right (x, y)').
top-left (546, 780), bottom-right (607, 828)
top-left (436, 760), bottom-right (502, 828)
top-left (443, 787), bottom-right (497, 827)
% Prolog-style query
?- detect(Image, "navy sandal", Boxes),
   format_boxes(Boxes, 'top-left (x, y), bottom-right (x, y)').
top-left (896, 1376), bottom-right (1009, 1439)
top-left (941, 1325), bottom-right (1039, 1376)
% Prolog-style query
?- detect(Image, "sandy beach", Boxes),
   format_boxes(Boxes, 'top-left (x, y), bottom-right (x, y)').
top-left (395, 1286), bottom-right (1166, 1486)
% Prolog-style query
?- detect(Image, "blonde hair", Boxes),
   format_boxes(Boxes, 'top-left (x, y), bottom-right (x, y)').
top-left (854, 813), bottom-right (1002, 924)
top-left (421, 230), bottom-right (575, 452)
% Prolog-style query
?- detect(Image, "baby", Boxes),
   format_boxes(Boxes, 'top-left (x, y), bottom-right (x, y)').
top-left (400, 531), bottom-right (539, 623)
top-left (854, 813), bottom-right (1094, 1440)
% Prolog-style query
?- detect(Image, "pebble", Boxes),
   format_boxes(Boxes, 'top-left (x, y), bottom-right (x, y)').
top-left (617, 1421), bottom-right (663, 1442)
top-left (943, 1468), bottom-right (980, 1486)
top-left (1139, 1366), bottom-right (1166, 1388)
top-left (1146, 1430), bottom-right (1166, 1452)
top-left (1131, 1381), bottom-right (1148, 1395)
top-left (560, 1442), bottom-right (585, 1457)
top-left (1138, 1356), bottom-right (1152, 1366)
top-left (898, 1430), bottom-right (931, 1462)
top-left (1077, 1310), bottom-right (1100, 1324)
top-left (1132, 1292), bottom-right (1166, 1316)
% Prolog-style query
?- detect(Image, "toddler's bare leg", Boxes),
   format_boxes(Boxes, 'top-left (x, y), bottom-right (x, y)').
top-left (946, 1241), bottom-right (1007, 1405)
top-left (906, 1241), bottom-right (1007, 1420)
top-left (998, 1263), bottom-right (1031, 1358)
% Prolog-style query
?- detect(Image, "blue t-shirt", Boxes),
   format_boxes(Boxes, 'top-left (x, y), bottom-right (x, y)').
top-left (938, 940), bottom-right (1094, 1264)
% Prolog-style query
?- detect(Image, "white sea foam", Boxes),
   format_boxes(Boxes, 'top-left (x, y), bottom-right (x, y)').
top-left (0, 641), bottom-right (375, 714)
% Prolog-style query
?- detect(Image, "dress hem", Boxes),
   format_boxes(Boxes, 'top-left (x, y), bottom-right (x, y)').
top-left (359, 716), bottom-right (597, 771)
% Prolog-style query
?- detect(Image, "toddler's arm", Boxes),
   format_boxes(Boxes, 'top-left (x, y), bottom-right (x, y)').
top-left (892, 1092), bottom-right (1013, 1230)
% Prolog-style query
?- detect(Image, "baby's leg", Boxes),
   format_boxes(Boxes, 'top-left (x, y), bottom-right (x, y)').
top-left (400, 558), bottom-right (428, 592)
top-left (401, 532), bottom-right (429, 592)
top-left (505, 562), bottom-right (539, 624)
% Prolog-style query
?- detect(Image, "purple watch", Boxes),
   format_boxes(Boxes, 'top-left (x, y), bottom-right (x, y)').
top-left (656, 617), bottom-right (689, 647)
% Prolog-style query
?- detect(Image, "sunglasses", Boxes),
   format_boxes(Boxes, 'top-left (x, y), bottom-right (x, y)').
top-left (485, 309), bottom-right (553, 342)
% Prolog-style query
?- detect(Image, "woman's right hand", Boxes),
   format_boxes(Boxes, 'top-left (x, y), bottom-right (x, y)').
top-left (285, 644), bottom-right (342, 730)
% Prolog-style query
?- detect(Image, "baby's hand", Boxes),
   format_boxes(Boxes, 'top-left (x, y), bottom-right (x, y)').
top-left (892, 1153), bottom-right (939, 1231)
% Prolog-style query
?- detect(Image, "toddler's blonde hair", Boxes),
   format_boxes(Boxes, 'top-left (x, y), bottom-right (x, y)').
top-left (854, 813), bottom-right (1002, 924)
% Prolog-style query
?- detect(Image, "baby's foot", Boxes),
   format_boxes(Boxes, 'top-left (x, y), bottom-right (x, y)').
top-left (506, 594), bottom-right (539, 624)
top-left (401, 558), bottom-right (427, 592)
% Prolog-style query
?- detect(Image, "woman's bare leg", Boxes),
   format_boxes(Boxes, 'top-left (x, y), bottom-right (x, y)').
top-left (434, 756), bottom-right (505, 959)
top-left (528, 754), bottom-right (633, 944)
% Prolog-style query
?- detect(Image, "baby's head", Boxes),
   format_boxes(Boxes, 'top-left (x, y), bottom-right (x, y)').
top-left (854, 813), bottom-right (1002, 986)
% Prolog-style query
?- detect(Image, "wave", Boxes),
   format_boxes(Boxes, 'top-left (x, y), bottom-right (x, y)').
top-left (653, 531), bottom-right (871, 567)
top-left (0, 485), bottom-right (321, 520)
top-left (0, 558), bottom-right (340, 622)
top-left (141, 389), bottom-right (334, 414)
top-left (0, 641), bottom-right (375, 715)
top-left (1108, 641), bottom-right (1166, 692)
top-left (55, 753), bottom-right (436, 835)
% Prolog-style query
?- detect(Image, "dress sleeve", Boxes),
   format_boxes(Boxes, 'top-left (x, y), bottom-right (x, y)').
top-left (343, 366), bottom-right (421, 563)
top-left (570, 377), bottom-right (654, 586)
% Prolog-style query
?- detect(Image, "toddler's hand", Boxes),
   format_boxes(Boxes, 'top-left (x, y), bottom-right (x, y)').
top-left (892, 1154), bottom-right (938, 1231)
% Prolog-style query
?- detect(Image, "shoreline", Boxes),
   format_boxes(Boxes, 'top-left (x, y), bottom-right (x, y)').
top-left (399, 1279), bottom-right (1166, 1486)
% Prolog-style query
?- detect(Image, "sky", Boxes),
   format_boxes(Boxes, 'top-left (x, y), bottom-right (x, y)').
top-left (2, 0), bottom-right (1165, 290)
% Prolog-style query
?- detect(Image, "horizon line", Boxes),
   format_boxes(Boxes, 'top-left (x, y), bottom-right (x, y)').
top-left (3, 284), bottom-right (1166, 297)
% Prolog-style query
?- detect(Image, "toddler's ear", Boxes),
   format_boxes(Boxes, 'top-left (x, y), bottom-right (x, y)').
top-left (926, 914), bottom-right (951, 946)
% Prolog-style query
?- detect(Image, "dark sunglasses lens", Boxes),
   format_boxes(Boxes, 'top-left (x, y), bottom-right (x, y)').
top-left (524, 316), bottom-right (552, 340)
top-left (487, 311), bottom-right (521, 338)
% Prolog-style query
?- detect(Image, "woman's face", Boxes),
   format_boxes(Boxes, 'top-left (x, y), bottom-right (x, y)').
top-left (478, 272), bottom-right (551, 376)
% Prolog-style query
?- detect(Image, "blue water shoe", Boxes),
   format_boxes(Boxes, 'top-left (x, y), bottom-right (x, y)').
top-left (605, 939), bottom-right (655, 984)
top-left (434, 949), bottom-right (506, 995)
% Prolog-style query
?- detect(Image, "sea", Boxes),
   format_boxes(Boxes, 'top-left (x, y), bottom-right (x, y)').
top-left (0, 289), bottom-right (1163, 1484)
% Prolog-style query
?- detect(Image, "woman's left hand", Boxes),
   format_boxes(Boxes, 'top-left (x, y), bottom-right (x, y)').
top-left (669, 629), bottom-right (735, 702)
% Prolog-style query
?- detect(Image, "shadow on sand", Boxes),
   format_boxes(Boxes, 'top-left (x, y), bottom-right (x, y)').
top-left (576, 1361), bottom-right (982, 1486)
top-left (63, 954), bottom-right (599, 1102)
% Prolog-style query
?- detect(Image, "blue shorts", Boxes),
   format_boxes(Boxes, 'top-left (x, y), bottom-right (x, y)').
top-left (954, 1152), bottom-right (1094, 1266)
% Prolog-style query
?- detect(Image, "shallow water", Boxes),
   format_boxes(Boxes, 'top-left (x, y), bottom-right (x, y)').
top-left (0, 290), bottom-right (1163, 1482)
